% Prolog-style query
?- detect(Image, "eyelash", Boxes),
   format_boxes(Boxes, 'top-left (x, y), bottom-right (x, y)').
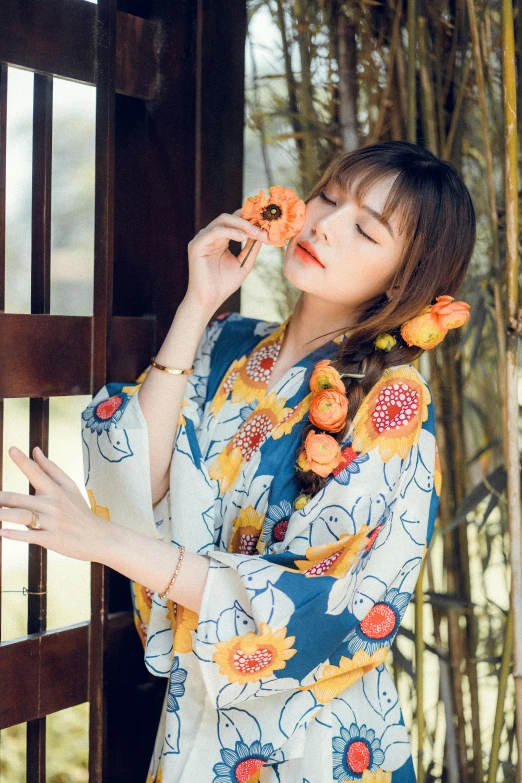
top-left (318, 190), bottom-right (378, 244)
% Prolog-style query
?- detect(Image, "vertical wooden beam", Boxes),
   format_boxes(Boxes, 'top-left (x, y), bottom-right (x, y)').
top-left (195, 0), bottom-right (246, 317)
top-left (90, 0), bottom-right (117, 779)
top-left (26, 70), bottom-right (53, 783)
top-left (0, 63), bottom-right (7, 647)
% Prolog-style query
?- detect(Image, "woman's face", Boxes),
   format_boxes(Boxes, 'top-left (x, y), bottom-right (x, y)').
top-left (284, 175), bottom-right (407, 307)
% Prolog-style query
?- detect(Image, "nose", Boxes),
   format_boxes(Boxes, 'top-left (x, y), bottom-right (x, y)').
top-left (311, 201), bottom-right (352, 242)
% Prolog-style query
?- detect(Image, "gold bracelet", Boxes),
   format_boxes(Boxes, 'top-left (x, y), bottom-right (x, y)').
top-left (158, 544), bottom-right (185, 600)
top-left (151, 356), bottom-right (194, 375)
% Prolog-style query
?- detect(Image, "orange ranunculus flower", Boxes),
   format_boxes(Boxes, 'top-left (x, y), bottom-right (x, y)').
top-left (309, 359), bottom-right (346, 394)
top-left (297, 429), bottom-right (343, 478)
top-left (241, 185), bottom-right (306, 246)
top-left (401, 310), bottom-right (446, 349)
top-left (401, 295), bottom-right (470, 349)
top-left (430, 294), bottom-right (471, 329)
top-left (309, 388), bottom-right (348, 433)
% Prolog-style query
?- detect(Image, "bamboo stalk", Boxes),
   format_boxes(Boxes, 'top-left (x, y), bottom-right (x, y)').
top-left (407, 0), bottom-right (417, 142)
top-left (431, 345), bottom-right (470, 783)
top-left (415, 557), bottom-right (426, 782)
top-left (367, 0), bottom-right (402, 144)
top-left (442, 51), bottom-right (472, 161)
top-left (499, 0), bottom-right (522, 769)
top-left (293, 0), bottom-right (319, 190)
top-left (426, 546), bottom-right (460, 783)
top-left (417, 16), bottom-right (438, 154)
top-left (487, 603), bottom-right (514, 783)
top-left (465, 0), bottom-right (499, 265)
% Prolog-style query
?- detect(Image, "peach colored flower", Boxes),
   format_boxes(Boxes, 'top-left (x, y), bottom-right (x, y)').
top-left (241, 185), bottom-right (306, 246)
top-left (401, 295), bottom-right (470, 349)
top-left (309, 359), bottom-right (346, 394)
top-left (309, 388), bottom-right (348, 433)
top-left (297, 429), bottom-right (343, 478)
top-left (430, 294), bottom-right (471, 329)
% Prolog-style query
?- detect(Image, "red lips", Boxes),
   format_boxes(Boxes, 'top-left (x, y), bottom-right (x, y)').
top-left (297, 241), bottom-right (324, 266)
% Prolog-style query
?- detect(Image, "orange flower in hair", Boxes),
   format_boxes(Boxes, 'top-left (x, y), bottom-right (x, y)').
top-left (240, 185), bottom-right (306, 267)
top-left (297, 430), bottom-right (344, 478)
top-left (401, 295), bottom-right (470, 349)
top-left (309, 389), bottom-right (348, 433)
top-left (430, 295), bottom-right (471, 329)
top-left (309, 359), bottom-right (346, 394)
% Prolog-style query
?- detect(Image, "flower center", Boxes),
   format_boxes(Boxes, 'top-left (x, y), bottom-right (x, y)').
top-left (360, 602), bottom-right (397, 639)
top-left (273, 519), bottom-right (289, 541)
top-left (261, 203), bottom-right (282, 221)
top-left (346, 739), bottom-right (371, 773)
top-left (237, 532), bottom-right (259, 555)
top-left (232, 412), bottom-right (273, 461)
top-left (372, 382), bottom-right (418, 433)
top-left (305, 549), bottom-right (342, 576)
top-left (234, 757), bottom-right (266, 783)
top-left (364, 523), bottom-right (384, 554)
top-left (246, 342), bottom-right (281, 384)
top-left (233, 646), bottom-right (274, 674)
top-left (96, 395), bottom-right (123, 420)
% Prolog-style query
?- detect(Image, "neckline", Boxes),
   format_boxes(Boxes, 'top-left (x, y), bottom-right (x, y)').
top-left (264, 315), bottom-right (352, 397)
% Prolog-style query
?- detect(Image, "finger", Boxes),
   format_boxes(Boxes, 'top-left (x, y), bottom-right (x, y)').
top-left (8, 447), bottom-right (58, 495)
top-left (32, 447), bottom-right (78, 492)
top-left (0, 490), bottom-right (49, 512)
top-left (0, 527), bottom-right (47, 545)
top-left (0, 506), bottom-right (38, 526)
top-left (215, 215), bottom-right (268, 240)
top-left (209, 226), bottom-right (269, 246)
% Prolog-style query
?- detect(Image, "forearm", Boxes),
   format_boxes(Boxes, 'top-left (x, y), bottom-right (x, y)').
top-left (137, 294), bottom-right (215, 504)
top-left (96, 521), bottom-right (210, 615)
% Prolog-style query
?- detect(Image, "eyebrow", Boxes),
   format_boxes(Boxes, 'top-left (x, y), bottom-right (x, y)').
top-left (360, 203), bottom-right (395, 240)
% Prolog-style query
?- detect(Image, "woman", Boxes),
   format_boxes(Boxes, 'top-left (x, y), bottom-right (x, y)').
top-left (0, 141), bottom-right (475, 782)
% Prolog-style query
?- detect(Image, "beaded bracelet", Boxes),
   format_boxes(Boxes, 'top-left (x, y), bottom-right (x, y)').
top-left (158, 544), bottom-right (185, 600)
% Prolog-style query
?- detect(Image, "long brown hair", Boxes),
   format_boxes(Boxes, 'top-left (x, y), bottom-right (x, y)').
top-left (294, 140), bottom-right (476, 497)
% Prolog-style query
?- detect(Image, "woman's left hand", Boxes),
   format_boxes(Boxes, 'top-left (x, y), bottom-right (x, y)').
top-left (0, 445), bottom-right (109, 562)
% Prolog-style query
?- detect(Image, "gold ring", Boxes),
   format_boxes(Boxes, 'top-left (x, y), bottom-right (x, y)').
top-left (28, 511), bottom-right (42, 530)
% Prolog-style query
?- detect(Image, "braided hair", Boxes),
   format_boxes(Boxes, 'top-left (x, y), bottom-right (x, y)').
top-left (293, 141), bottom-right (476, 499)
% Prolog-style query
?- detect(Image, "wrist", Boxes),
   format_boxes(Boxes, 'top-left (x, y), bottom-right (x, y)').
top-left (180, 291), bottom-right (219, 321)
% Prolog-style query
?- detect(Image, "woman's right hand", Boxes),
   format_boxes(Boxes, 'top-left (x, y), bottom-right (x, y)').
top-left (185, 208), bottom-right (271, 311)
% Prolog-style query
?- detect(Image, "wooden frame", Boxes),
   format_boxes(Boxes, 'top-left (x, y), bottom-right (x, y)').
top-left (0, 0), bottom-right (245, 778)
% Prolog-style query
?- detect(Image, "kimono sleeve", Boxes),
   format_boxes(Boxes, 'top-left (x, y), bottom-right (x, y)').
top-left (80, 312), bottom-right (233, 540)
top-left (193, 364), bottom-right (441, 711)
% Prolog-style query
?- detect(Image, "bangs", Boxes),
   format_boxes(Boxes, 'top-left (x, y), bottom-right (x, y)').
top-left (311, 154), bottom-right (422, 241)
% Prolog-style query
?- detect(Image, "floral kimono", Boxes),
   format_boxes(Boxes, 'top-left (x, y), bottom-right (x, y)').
top-left (80, 311), bottom-right (441, 783)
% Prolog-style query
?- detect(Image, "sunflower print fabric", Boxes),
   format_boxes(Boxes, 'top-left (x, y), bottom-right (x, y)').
top-left (80, 311), bottom-right (441, 783)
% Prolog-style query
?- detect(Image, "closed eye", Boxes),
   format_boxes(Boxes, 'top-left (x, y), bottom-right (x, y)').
top-left (318, 190), bottom-right (378, 244)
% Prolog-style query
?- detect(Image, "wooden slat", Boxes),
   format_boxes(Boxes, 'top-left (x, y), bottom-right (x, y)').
top-left (0, 0), bottom-right (157, 100)
top-left (90, 0), bottom-right (117, 777)
top-left (27, 70), bottom-right (54, 781)
top-left (0, 622), bottom-right (89, 729)
top-left (0, 314), bottom-right (155, 397)
top-left (0, 611), bottom-right (159, 730)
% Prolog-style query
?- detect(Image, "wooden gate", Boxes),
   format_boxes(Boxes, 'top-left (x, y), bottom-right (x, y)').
top-left (0, 0), bottom-right (245, 778)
